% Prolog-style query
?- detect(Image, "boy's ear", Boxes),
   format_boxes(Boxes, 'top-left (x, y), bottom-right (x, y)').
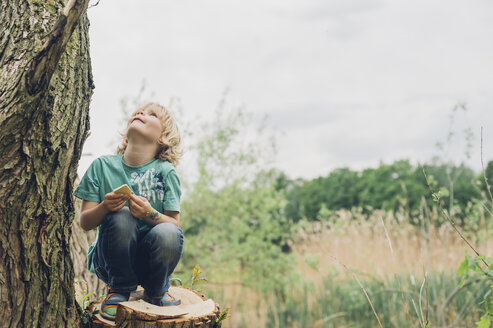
top-left (158, 137), bottom-right (169, 150)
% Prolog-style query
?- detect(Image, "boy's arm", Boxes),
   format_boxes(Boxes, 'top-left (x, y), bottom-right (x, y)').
top-left (79, 200), bottom-right (110, 231)
top-left (128, 194), bottom-right (180, 227)
top-left (142, 210), bottom-right (180, 227)
top-left (79, 192), bottom-right (130, 231)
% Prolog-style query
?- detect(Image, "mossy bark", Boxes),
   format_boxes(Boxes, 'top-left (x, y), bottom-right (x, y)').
top-left (0, 0), bottom-right (92, 327)
top-left (71, 198), bottom-right (106, 301)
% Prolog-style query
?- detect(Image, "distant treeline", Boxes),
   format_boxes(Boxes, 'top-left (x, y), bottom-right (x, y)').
top-left (275, 159), bottom-right (493, 223)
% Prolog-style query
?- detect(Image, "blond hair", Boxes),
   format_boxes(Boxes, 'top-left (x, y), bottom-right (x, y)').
top-left (116, 102), bottom-right (182, 166)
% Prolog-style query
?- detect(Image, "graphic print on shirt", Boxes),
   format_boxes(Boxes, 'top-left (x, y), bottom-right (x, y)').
top-left (129, 168), bottom-right (165, 203)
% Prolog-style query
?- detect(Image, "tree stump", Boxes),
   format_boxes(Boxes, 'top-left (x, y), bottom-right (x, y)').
top-left (90, 286), bottom-right (221, 328)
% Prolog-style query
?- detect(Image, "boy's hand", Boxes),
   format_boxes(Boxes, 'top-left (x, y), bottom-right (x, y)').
top-left (102, 192), bottom-right (130, 212)
top-left (128, 194), bottom-right (152, 218)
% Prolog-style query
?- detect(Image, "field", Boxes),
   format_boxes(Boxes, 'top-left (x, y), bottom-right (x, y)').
top-left (200, 207), bottom-right (492, 328)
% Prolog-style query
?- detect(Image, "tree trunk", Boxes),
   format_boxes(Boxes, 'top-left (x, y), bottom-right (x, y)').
top-left (71, 197), bottom-right (107, 304)
top-left (0, 0), bottom-right (92, 327)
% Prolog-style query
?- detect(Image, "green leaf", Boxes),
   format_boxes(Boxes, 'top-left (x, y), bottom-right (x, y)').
top-left (474, 267), bottom-right (485, 274)
top-left (439, 187), bottom-right (449, 197)
top-left (467, 254), bottom-right (479, 271)
top-left (475, 313), bottom-right (491, 328)
top-left (192, 266), bottom-right (200, 279)
top-left (457, 257), bottom-right (469, 277)
top-left (485, 300), bottom-right (493, 315)
top-left (216, 308), bottom-right (230, 324)
top-left (82, 293), bottom-right (93, 302)
top-left (193, 278), bottom-right (208, 284)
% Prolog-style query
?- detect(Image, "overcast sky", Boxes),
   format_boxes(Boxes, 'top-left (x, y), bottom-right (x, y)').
top-left (78, 0), bottom-right (493, 181)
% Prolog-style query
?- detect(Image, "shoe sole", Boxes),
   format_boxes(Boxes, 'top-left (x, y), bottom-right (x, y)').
top-left (100, 311), bottom-right (116, 321)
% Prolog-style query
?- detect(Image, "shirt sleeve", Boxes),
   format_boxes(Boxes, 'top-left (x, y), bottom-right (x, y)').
top-left (163, 169), bottom-right (181, 212)
top-left (73, 158), bottom-right (102, 202)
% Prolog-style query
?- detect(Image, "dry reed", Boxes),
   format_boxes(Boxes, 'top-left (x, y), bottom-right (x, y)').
top-left (206, 207), bottom-right (491, 328)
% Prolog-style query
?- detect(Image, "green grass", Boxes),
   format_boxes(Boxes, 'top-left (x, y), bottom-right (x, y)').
top-left (256, 271), bottom-right (489, 328)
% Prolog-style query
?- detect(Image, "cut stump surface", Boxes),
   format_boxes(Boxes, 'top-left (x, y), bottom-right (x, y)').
top-left (90, 286), bottom-right (220, 328)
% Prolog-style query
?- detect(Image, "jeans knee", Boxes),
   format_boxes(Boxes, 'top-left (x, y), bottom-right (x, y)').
top-left (148, 223), bottom-right (183, 257)
top-left (102, 207), bottom-right (138, 242)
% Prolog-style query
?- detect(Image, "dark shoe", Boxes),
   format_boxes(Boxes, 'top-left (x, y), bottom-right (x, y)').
top-left (100, 285), bottom-right (130, 321)
top-left (143, 291), bottom-right (181, 306)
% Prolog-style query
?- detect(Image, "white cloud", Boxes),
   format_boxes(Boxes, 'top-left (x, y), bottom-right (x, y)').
top-left (78, 0), bottom-right (493, 181)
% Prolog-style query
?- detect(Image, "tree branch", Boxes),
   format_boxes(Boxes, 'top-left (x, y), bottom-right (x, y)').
top-left (421, 166), bottom-right (491, 274)
top-left (25, 0), bottom-right (91, 96)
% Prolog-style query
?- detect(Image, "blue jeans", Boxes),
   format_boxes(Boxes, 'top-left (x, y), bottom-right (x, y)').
top-left (92, 207), bottom-right (184, 298)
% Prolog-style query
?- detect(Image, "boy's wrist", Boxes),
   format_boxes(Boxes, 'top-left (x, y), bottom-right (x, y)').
top-left (145, 208), bottom-right (160, 221)
top-left (100, 201), bottom-right (111, 214)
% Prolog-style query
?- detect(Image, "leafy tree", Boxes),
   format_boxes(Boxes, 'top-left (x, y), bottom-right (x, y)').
top-left (284, 158), bottom-right (486, 226)
top-left (279, 175), bottom-right (305, 223)
top-left (177, 96), bottom-right (296, 293)
top-left (357, 160), bottom-right (418, 212)
top-left (298, 175), bottom-right (330, 220)
top-left (299, 168), bottom-right (360, 220)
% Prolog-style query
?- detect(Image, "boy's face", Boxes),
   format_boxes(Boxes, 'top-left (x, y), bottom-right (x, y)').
top-left (126, 106), bottom-right (163, 143)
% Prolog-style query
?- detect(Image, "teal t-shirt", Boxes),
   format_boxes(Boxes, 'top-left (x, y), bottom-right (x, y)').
top-left (73, 154), bottom-right (181, 273)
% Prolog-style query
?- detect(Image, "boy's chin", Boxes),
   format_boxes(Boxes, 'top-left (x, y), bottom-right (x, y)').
top-left (126, 131), bottom-right (158, 145)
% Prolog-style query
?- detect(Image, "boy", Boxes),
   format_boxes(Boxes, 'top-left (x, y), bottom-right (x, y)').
top-left (74, 103), bottom-right (184, 320)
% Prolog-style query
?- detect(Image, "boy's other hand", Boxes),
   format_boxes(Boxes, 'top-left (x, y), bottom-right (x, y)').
top-left (103, 192), bottom-right (130, 212)
top-left (128, 194), bottom-right (152, 218)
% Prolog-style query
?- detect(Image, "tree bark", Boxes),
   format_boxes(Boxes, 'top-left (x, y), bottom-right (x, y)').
top-left (0, 0), bottom-right (92, 326)
top-left (71, 197), bottom-right (106, 304)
